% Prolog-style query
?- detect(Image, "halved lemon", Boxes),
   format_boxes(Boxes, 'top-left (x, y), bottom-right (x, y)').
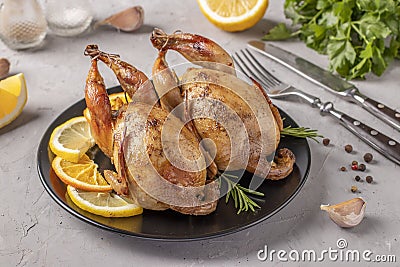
top-left (0, 73), bottom-right (27, 129)
top-left (197, 0), bottom-right (268, 32)
top-left (52, 154), bottom-right (112, 192)
top-left (67, 185), bottom-right (143, 217)
top-left (49, 116), bottom-right (95, 163)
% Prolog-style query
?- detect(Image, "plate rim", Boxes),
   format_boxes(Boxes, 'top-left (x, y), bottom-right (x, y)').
top-left (37, 86), bottom-right (311, 241)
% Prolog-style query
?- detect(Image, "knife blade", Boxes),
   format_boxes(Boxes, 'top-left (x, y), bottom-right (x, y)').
top-left (248, 40), bottom-right (400, 132)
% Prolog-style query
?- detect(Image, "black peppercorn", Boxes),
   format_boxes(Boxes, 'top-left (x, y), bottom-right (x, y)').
top-left (366, 176), bottom-right (373, 183)
top-left (355, 175), bottom-right (361, 182)
top-left (323, 138), bottom-right (330, 146)
top-left (364, 153), bottom-right (373, 163)
top-left (340, 166), bottom-right (347, 171)
top-left (352, 160), bottom-right (358, 166)
top-left (358, 163), bottom-right (366, 171)
top-left (345, 144), bottom-right (353, 153)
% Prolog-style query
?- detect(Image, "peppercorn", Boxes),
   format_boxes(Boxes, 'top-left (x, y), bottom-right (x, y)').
top-left (358, 163), bottom-right (366, 172)
top-left (345, 144), bottom-right (353, 153)
top-left (352, 160), bottom-right (358, 166)
top-left (351, 185), bottom-right (358, 193)
top-left (364, 153), bottom-right (373, 163)
top-left (351, 164), bottom-right (358, 170)
top-left (323, 138), bottom-right (330, 146)
top-left (355, 175), bottom-right (361, 182)
top-left (340, 166), bottom-right (347, 171)
top-left (366, 176), bottom-right (373, 183)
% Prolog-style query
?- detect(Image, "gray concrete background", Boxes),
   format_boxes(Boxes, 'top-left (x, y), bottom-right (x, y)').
top-left (0, 0), bottom-right (399, 266)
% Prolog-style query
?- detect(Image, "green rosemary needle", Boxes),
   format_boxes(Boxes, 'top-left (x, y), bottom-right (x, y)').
top-left (221, 173), bottom-right (264, 214)
top-left (280, 125), bottom-right (323, 142)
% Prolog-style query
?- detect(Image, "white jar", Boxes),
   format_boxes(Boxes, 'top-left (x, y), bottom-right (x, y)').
top-left (0, 0), bottom-right (47, 50)
top-left (45, 0), bottom-right (93, 37)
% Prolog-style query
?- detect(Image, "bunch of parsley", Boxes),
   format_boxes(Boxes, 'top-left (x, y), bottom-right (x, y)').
top-left (263, 0), bottom-right (400, 80)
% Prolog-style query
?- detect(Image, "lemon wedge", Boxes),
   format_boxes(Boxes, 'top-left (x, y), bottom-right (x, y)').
top-left (49, 116), bottom-right (95, 163)
top-left (67, 185), bottom-right (143, 217)
top-left (52, 154), bottom-right (112, 192)
top-left (197, 0), bottom-right (268, 32)
top-left (0, 73), bottom-right (27, 129)
top-left (83, 92), bottom-right (131, 123)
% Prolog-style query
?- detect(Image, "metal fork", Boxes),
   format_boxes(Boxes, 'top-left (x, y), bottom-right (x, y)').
top-left (233, 48), bottom-right (400, 165)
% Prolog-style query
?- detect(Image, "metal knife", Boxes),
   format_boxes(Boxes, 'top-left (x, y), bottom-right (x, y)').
top-left (248, 40), bottom-right (400, 132)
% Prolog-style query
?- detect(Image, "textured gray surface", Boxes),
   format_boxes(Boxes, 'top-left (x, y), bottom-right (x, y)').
top-left (0, 0), bottom-right (399, 266)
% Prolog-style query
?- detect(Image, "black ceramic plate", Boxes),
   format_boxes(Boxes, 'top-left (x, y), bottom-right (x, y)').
top-left (37, 86), bottom-right (311, 241)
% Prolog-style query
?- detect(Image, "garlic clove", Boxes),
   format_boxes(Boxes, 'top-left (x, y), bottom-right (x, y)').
top-left (0, 58), bottom-right (10, 79)
top-left (96, 6), bottom-right (144, 32)
top-left (320, 197), bottom-right (366, 228)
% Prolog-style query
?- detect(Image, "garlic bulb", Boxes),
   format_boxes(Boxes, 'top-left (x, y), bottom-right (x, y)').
top-left (96, 6), bottom-right (144, 32)
top-left (320, 197), bottom-right (366, 228)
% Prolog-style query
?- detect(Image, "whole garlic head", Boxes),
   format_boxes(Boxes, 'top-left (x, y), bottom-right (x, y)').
top-left (320, 197), bottom-right (366, 228)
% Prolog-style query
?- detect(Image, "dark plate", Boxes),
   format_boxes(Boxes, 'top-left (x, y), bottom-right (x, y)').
top-left (37, 86), bottom-right (311, 241)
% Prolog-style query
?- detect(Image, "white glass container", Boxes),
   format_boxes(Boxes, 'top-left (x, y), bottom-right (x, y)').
top-left (45, 0), bottom-right (93, 37)
top-left (0, 0), bottom-right (47, 50)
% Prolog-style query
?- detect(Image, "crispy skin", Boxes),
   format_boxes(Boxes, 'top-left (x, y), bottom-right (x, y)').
top-left (152, 51), bottom-right (183, 113)
top-left (150, 29), bottom-right (235, 75)
top-left (152, 51), bottom-right (219, 179)
top-left (122, 103), bottom-right (217, 214)
top-left (182, 68), bottom-right (279, 178)
top-left (84, 45), bottom-right (160, 107)
top-left (84, 59), bottom-right (114, 158)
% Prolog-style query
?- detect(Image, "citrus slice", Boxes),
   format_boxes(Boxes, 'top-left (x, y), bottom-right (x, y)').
top-left (108, 92), bottom-right (132, 110)
top-left (83, 92), bottom-right (131, 121)
top-left (52, 154), bottom-right (112, 192)
top-left (0, 73), bottom-right (27, 129)
top-left (49, 116), bottom-right (95, 163)
top-left (197, 0), bottom-right (268, 32)
top-left (67, 185), bottom-right (143, 217)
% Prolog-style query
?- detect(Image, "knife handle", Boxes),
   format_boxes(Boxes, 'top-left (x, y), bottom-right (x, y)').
top-left (349, 90), bottom-right (400, 131)
top-left (320, 102), bottom-right (400, 165)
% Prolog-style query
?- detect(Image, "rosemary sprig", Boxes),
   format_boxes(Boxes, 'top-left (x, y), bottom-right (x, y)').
top-left (221, 173), bottom-right (264, 214)
top-left (280, 125), bottom-right (323, 142)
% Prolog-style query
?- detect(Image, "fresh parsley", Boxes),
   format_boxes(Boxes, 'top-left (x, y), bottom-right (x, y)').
top-left (262, 0), bottom-right (400, 79)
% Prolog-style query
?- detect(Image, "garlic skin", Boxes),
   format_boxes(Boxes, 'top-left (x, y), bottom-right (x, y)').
top-left (96, 6), bottom-right (144, 32)
top-left (320, 197), bottom-right (366, 228)
top-left (0, 58), bottom-right (10, 79)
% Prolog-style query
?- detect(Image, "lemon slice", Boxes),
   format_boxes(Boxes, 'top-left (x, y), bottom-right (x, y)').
top-left (49, 116), bottom-right (95, 163)
top-left (0, 73), bottom-right (27, 129)
top-left (83, 92), bottom-right (131, 122)
top-left (197, 0), bottom-right (268, 32)
top-left (108, 92), bottom-right (132, 110)
top-left (52, 154), bottom-right (112, 192)
top-left (67, 185), bottom-right (143, 217)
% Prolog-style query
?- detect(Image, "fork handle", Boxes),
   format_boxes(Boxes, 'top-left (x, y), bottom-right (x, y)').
top-left (320, 102), bottom-right (400, 165)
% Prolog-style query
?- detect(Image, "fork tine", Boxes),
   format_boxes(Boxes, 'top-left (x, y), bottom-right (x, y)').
top-left (242, 49), bottom-right (282, 86)
top-left (233, 52), bottom-right (253, 79)
top-left (233, 51), bottom-right (273, 90)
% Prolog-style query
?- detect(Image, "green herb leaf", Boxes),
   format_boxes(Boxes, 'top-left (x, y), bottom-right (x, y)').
top-left (328, 39), bottom-right (356, 72)
top-left (359, 14), bottom-right (391, 40)
top-left (262, 23), bottom-right (296, 41)
top-left (280, 125), bottom-right (322, 142)
top-left (221, 173), bottom-right (264, 214)
top-left (264, 0), bottom-right (400, 79)
top-left (371, 46), bottom-right (387, 76)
